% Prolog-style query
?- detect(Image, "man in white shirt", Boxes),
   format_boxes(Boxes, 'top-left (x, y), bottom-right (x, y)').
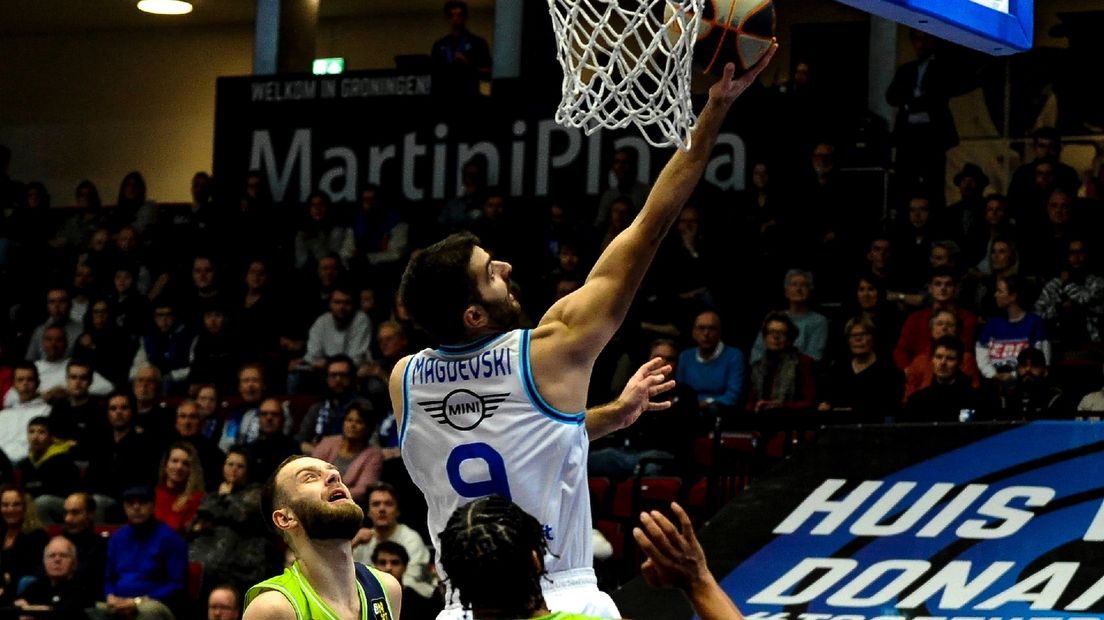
top-left (303, 286), bottom-right (373, 369)
top-left (352, 483), bottom-right (436, 598)
top-left (25, 288), bottom-right (84, 361)
top-left (33, 326), bottom-right (113, 397)
top-left (0, 362), bottom-right (52, 462)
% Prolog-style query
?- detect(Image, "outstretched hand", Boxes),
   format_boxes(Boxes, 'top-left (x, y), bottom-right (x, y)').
top-left (614, 356), bottom-right (676, 431)
top-left (708, 41), bottom-right (779, 106)
top-left (634, 502), bottom-right (709, 591)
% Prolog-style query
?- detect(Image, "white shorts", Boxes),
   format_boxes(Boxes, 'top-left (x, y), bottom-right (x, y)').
top-left (435, 568), bottom-right (620, 619)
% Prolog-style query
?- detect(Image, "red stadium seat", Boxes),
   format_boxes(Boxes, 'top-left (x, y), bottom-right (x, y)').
top-left (588, 477), bottom-right (611, 519)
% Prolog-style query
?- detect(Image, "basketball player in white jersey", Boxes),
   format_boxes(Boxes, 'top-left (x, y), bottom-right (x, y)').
top-left (392, 47), bottom-right (778, 619)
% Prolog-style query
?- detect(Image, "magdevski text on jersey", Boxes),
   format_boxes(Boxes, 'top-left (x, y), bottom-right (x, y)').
top-left (409, 347), bottom-right (513, 385)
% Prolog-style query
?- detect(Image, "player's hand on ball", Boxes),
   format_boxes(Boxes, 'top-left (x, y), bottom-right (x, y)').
top-left (708, 40), bottom-right (778, 105)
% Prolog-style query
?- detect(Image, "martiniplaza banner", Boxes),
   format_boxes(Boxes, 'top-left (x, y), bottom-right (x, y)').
top-left (614, 423), bottom-right (1104, 620)
top-left (212, 70), bottom-right (766, 207)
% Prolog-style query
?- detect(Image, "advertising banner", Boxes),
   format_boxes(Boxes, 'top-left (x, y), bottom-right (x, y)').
top-left (212, 70), bottom-right (760, 208)
top-left (615, 423), bottom-right (1104, 620)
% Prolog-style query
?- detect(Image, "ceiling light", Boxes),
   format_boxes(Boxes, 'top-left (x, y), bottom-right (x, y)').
top-left (137, 0), bottom-right (193, 15)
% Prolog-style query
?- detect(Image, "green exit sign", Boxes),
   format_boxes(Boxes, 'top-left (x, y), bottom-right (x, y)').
top-left (312, 57), bottom-right (345, 75)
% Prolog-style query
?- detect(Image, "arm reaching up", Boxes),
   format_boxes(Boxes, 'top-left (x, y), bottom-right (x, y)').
top-left (634, 502), bottom-right (744, 620)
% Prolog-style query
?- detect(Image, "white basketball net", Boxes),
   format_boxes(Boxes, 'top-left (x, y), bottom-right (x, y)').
top-left (547, 0), bottom-right (704, 150)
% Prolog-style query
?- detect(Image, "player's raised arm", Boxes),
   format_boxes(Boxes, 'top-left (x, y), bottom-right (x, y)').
top-left (537, 45), bottom-right (778, 365)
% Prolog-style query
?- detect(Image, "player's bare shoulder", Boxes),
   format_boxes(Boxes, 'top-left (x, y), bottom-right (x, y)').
top-left (242, 590), bottom-right (297, 620)
top-left (388, 355), bottom-right (414, 426)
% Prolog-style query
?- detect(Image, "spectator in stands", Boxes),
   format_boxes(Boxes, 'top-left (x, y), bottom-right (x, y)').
top-left (865, 235), bottom-right (901, 293)
top-left (976, 274), bottom-right (1050, 384)
top-left (964, 194), bottom-right (1014, 272)
top-left (928, 240), bottom-right (961, 276)
top-left (1008, 127), bottom-right (1080, 223)
top-left (886, 29), bottom-right (959, 198)
top-left (894, 267), bottom-right (977, 369)
top-left (238, 259), bottom-right (280, 362)
top-left (350, 184), bottom-right (410, 276)
top-left (12, 535), bottom-right (96, 619)
top-left (110, 171), bottom-right (157, 239)
top-left (893, 194), bottom-right (939, 291)
top-left (130, 299), bottom-right (194, 394)
top-left (295, 286), bottom-right (373, 392)
top-left (84, 392), bottom-right (159, 523)
top-left (296, 355), bottom-right (373, 453)
top-left (51, 180), bottom-right (104, 250)
top-left (589, 347), bottom-right (694, 478)
top-left (109, 225), bottom-right (151, 293)
top-left (678, 310), bottom-right (745, 414)
top-left (818, 317), bottom-right (904, 423)
top-left (902, 336), bottom-right (994, 422)
top-left (309, 403), bottom-right (381, 504)
top-left (938, 163), bottom-right (989, 242)
top-left (47, 359), bottom-right (107, 444)
top-left (1023, 188), bottom-right (1079, 277)
top-left (218, 363), bottom-right (281, 451)
top-left (371, 541), bottom-right (443, 620)
top-left (352, 483), bottom-right (436, 598)
top-left (188, 448), bottom-right (268, 596)
top-left (188, 300), bottom-right (241, 393)
top-left (1035, 238), bottom-right (1103, 353)
top-left (172, 399), bottom-right (225, 491)
top-left (1001, 347), bottom-right (1072, 420)
top-left (0, 484), bottom-right (49, 600)
top-left (75, 298), bottom-right (136, 389)
top-left (194, 383), bottom-right (222, 441)
top-left (903, 308), bottom-right (981, 402)
top-left (963, 237), bottom-right (1022, 318)
top-left (17, 416), bottom-right (78, 523)
top-left (594, 147), bottom-right (650, 232)
top-left (161, 171), bottom-right (223, 258)
top-left (596, 195), bottom-right (634, 254)
top-left (25, 287), bottom-right (83, 361)
top-left (294, 192), bottom-right (353, 270)
top-left (746, 312), bottom-right (816, 413)
top-left (361, 320), bottom-right (413, 419)
top-left (61, 492), bottom-right (107, 595)
top-left (0, 362), bottom-right (50, 462)
top-left (35, 330), bottom-right (113, 398)
top-left (206, 584), bottom-right (242, 620)
top-left (430, 0), bottom-right (492, 97)
top-left (1077, 364), bottom-right (1104, 414)
top-left (108, 264), bottom-right (151, 335)
top-left (751, 269), bottom-right (829, 363)
top-left (850, 275), bottom-right (903, 360)
top-left (131, 365), bottom-right (167, 438)
top-left (154, 441), bottom-right (205, 533)
top-left (245, 397), bottom-right (298, 484)
top-left (103, 484), bottom-right (188, 618)
top-left (69, 263), bottom-right (94, 323)
top-left (181, 255), bottom-right (224, 328)
top-left (439, 155), bottom-right (488, 232)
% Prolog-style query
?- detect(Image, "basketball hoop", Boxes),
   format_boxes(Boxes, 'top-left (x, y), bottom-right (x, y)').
top-left (546, 0), bottom-right (704, 151)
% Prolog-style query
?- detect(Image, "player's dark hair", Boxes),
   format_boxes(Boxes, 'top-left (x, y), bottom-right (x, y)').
top-left (372, 540), bottom-right (410, 565)
top-left (438, 496), bottom-right (549, 617)
top-left (399, 232), bottom-right (481, 345)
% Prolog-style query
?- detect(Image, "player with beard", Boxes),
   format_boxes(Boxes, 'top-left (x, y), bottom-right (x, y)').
top-left (393, 49), bottom-right (777, 619)
top-left (243, 455), bottom-right (402, 620)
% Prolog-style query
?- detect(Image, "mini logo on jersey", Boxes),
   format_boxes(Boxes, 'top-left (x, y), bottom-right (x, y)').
top-left (370, 597), bottom-right (391, 620)
top-left (420, 388), bottom-right (509, 431)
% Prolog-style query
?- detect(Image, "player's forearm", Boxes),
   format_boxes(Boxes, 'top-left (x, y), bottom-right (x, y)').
top-left (585, 400), bottom-right (624, 441)
top-left (687, 573), bottom-right (745, 620)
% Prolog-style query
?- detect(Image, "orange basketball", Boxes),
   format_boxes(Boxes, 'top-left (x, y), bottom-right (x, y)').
top-left (668, 0), bottom-right (776, 77)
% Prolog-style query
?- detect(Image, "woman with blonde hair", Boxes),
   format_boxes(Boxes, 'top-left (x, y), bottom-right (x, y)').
top-left (0, 484), bottom-right (48, 601)
top-left (155, 441), bottom-right (206, 532)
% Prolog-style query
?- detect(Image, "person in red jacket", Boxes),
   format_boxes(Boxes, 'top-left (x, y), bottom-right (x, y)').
top-left (894, 266), bottom-right (977, 369)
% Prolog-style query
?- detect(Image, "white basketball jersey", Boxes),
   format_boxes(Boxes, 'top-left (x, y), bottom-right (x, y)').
top-left (401, 329), bottom-right (593, 581)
